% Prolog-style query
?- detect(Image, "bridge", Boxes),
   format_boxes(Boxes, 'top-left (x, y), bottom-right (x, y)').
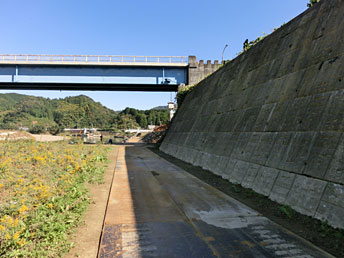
top-left (0, 54), bottom-right (220, 91)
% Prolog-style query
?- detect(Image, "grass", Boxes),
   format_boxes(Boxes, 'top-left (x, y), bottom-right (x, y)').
top-left (0, 140), bottom-right (110, 257)
top-left (279, 205), bottom-right (295, 219)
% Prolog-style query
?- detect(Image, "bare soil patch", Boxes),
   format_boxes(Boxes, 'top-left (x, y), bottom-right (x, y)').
top-left (31, 134), bottom-right (66, 142)
top-left (0, 130), bottom-right (66, 142)
top-left (0, 130), bottom-right (33, 141)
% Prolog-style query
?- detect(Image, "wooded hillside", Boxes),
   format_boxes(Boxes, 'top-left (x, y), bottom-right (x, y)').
top-left (0, 93), bottom-right (169, 131)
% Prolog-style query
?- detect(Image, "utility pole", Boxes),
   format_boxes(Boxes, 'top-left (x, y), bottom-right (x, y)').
top-left (222, 43), bottom-right (228, 64)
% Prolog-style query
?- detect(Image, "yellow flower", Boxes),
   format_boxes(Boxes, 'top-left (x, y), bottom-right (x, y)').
top-left (0, 225), bottom-right (5, 231)
top-left (47, 203), bottom-right (53, 209)
top-left (18, 239), bottom-right (26, 246)
top-left (0, 183), bottom-right (3, 188)
top-left (1, 215), bottom-right (7, 223)
top-left (5, 233), bottom-right (10, 240)
top-left (13, 231), bottom-right (21, 240)
top-left (18, 205), bottom-right (28, 214)
top-left (6, 216), bottom-right (13, 226)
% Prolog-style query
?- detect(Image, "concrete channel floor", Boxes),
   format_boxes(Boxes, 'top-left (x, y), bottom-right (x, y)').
top-left (98, 145), bottom-right (333, 258)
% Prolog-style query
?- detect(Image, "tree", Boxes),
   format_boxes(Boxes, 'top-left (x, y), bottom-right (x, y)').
top-left (140, 115), bottom-right (148, 128)
top-left (29, 125), bottom-right (45, 134)
top-left (307, 0), bottom-right (320, 7)
top-left (48, 125), bottom-right (64, 135)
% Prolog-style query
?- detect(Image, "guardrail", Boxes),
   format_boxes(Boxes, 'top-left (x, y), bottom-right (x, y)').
top-left (0, 54), bottom-right (188, 65)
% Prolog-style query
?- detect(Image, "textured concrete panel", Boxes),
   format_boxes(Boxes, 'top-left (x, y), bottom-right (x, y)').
top-left (281, 97), bottom-right (311, 132)
top-left (205, 154), bottom-right (221, 173)
top-left (223, 133), bottom-right (238, 157)
top-left (230, 160), bottom-right (250, 184)
top-left (325, 134), bottom-right (344, 184)
top-left (320, 183), bottom-right (344, 207)
top-left (266, 102), bottom-right (289, 132)
top-left (286, 176), bottom-right (327, 216)
top-left (200, 152), bottom-right (214, 171)
top-left (231, 132), bottom-right (251, 160)
top-left (303, 132), bottom-right (341, 179)
top-left (251, 133), bottom-right (277, 166)
top-left (279, 132), bottom-right (315, 174)
top-left (212, 156), bottom-right (230, 177)
top-left (299, 93), bottom-right (331, 131)
top-left (253, 103), bottom-right (276, 132)
top-left (266, 132), bottom-right (293, 168)
top-left (315, 183), bottom-right (344, 228)
top-left (241, 164), bottom-right (261, 189)
top-left (222, 159), bottom-right (237, 180)
top-left (252, 167), bottom-right (280, 197)
top-left (321, 90), bottom-right (344, 131)
top-left (270, 171), bottom-right (296, 204)
top-left (213, 133), bottom-right (231, 156)
top-left (243, 132), bottom-right (261, 162)
top-left (316, 202), bottom-right (344, 229)
top-left (234, 107), bottom-right (261, 132)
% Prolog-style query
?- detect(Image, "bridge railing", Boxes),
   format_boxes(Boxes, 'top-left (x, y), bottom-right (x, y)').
top-left (0, 54), bottom-right (188, 65)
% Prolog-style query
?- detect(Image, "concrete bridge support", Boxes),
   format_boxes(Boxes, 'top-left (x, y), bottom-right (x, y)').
top-left (188, 56), bottom-right (221, 85)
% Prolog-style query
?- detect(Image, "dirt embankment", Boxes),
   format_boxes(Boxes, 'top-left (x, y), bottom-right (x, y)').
top-left (0, 130), bottom-right (66, 142)
top-left (0, 130), bottom-right (33, 141)
top-left (30, 134), bottom-right (66, 142)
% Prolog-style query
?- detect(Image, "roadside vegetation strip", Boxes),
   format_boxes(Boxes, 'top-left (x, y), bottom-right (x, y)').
top-left (0, 140), bottom-right (110, 258)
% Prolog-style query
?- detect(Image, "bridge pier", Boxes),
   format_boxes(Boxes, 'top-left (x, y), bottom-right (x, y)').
top-left (188, 56), bottom-right (220, 85)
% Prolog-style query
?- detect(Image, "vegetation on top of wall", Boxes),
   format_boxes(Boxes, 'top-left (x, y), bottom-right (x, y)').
top-left (176, 84), bottom-right (197, 107)
top-left (177, 62), bottom-right (227, 107)
top-left (238, 22), bottom-right (287, 57)
top-left (242, 34), bottom-right (268, 53)
top-left (308, 0), bottom-right (320, 7)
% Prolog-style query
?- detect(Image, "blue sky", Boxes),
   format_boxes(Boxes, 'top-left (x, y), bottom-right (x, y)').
top-left (0, 0), bottom-right (309, 110)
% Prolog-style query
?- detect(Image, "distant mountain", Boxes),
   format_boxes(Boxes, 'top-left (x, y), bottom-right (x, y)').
top-left (0, 93), bottom-right (117, 130)
top-left (151, 105), bottom-right (168, 110)
top-left (0, 93), bottom-right (169, 131)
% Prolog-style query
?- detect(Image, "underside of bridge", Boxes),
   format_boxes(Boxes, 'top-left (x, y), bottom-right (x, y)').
top-left (0, 56), bottom-right (189, 91)
top-left (0, 82), bottom-right (179, 91)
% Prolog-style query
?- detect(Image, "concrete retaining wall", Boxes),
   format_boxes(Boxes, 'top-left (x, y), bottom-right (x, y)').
top-left (160, 0), bottom-right (344, 229)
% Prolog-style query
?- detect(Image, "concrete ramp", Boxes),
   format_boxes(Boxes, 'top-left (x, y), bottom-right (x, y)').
top-left (160, 0), bottom-right (344, 229)
top-left (98, 146), bottom-right (331, 257)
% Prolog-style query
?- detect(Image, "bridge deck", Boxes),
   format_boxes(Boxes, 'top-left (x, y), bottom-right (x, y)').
top-left (0, 54), bottom-right (188, 91)
top-left (0, 54), bottom-right (188, 66)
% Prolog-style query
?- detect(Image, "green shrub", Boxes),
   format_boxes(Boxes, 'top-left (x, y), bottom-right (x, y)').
top-left (176, 84), bottom-right (197, 107)
top-left (308, 0), bottom-right (320, 7)
top-left (279, 205), bottom-right (296, 219)
top-left (29, 125), bottom-right (45, 134)
top-left (48, 125), bottom-right (63, 135)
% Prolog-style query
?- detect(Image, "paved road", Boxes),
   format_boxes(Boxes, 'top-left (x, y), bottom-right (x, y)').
top-left (98, 145), bottom-right (333, 258)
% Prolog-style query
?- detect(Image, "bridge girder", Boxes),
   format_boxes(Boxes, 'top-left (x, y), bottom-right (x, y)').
top-left (0, 63), bottom-right (187, 92)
